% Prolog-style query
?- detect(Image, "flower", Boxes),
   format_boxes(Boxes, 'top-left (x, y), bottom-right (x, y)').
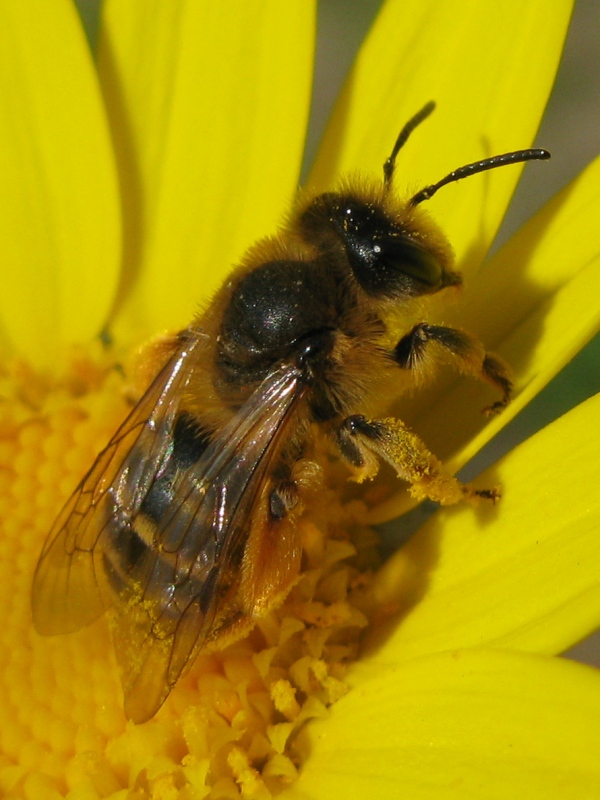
top-left (1, 0), bottom-right (599, 798)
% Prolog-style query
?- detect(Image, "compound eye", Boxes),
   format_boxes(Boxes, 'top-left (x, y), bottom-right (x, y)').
top-left (347, 233), bottom-right (445, 297)
top-left (385, 236), bottom-right (443, 285)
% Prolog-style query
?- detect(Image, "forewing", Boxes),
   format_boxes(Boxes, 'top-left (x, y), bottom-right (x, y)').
top-left (111, 363), bottom-right (305, 722)
top-left (31, 335), bottom-right (204, 635)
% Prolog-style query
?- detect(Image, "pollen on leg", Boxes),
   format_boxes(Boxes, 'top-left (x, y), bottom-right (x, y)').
top-left (340, 414), bottom-right (499, 506)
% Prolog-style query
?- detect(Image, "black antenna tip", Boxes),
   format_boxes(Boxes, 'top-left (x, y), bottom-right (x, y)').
top-left (409, 146), bottom-right (552, 206)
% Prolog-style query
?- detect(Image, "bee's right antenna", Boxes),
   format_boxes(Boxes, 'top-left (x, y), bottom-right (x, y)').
top-left (383, 100), bottom-right (436, 189)
top-left (409, 148), bottom-right (551, 207)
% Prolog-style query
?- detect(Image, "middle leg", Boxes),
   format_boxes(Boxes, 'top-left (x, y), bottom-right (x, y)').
top-left (393, 322), bottom-right (512, 414)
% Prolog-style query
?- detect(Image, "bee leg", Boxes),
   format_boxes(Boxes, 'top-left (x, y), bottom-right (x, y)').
top-left (240, 479), bottom-right (308, 617)
top-left (393, 323), bottom-right (512, 414)
top-left (269, 480), bottom-right (299, 520)
top-left (336, 414), bottom-right (499, 505)
top-left (241, 456), bottom-right (324, 616)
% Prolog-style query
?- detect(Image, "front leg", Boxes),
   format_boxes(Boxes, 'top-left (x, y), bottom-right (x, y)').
top-left (394, 323), bottom-right (512, 414)
top-left (335, 414), bottom-right (498, 505)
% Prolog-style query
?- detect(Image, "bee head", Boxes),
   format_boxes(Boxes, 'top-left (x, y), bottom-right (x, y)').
top-left (297, 101), bottom-right (550, 302)
top-left (297, 189), bottom-right (460, 300)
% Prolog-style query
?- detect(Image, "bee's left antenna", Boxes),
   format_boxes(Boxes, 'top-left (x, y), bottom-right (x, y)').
top-left (383, 100), bottom-right (436, 189)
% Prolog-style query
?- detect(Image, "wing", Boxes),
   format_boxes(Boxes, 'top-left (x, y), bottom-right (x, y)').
top-left (110, 362), bottom-right (305, 722)
top-left (31, 333), bottom-right (205, 635)
top-left (32, 331), bottom-right (305, 722)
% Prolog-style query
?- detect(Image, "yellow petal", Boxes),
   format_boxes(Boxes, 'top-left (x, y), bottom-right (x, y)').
top-left (287, 649), bottom-right (600, 800)
top-left (99, 0), bottom-right (315, 343)
top-left (373, 150), bottom-right (600, 522)
top-left (0, 1), bottom-right (121, 365)
top-left (309, 0), bottom-right (572, 275)
top-left (367, 392), bottom-right (600, 662)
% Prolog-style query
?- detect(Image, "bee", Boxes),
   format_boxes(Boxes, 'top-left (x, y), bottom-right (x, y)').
top-left (31, 102), bottom-right (549, 723)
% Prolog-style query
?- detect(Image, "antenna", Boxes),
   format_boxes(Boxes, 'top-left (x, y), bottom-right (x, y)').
top-left (409, 148), bottom-right (551, 206)
top-left (383, 101), bottom-right (436, 188)
top-left (383, 102), bottom-right (550, 203)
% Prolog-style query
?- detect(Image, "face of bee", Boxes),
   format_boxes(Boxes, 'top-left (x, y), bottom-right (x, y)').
top-left (297, 191), bottom-right (461, 298)
top-left (32, 103), bottom-right (549, 723)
